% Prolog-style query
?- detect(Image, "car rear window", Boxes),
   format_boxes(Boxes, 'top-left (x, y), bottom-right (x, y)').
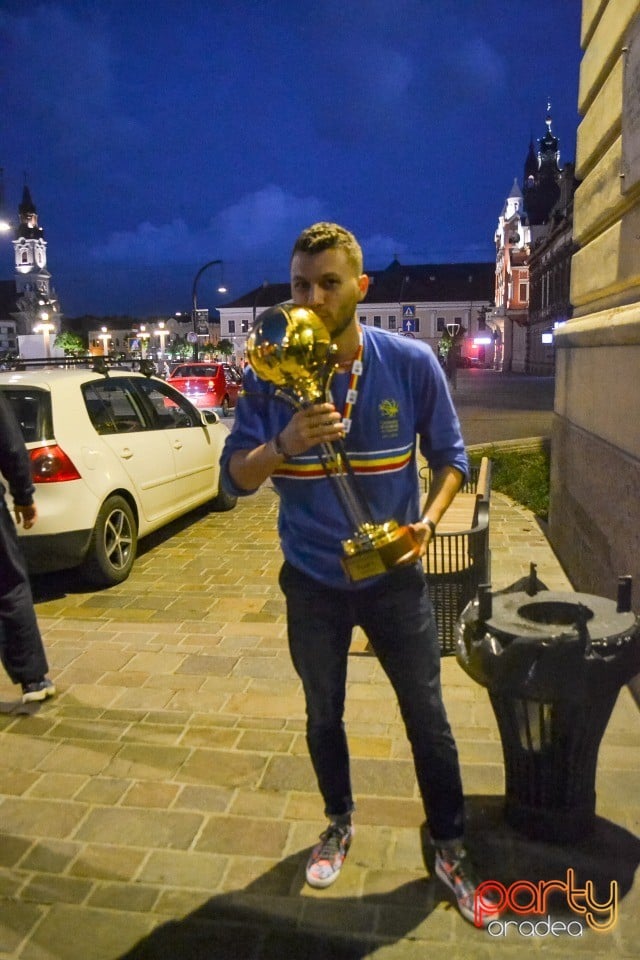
top-left (172, 365), bottom-right (219, 378)
top-left (0, 387), bottom-right (53, 443)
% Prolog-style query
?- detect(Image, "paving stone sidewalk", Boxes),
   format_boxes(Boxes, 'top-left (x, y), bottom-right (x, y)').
top-left (0, 484), bottom-right (637, 959)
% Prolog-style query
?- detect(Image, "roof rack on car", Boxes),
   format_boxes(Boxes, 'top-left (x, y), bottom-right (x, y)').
top-left (1, 356), bottom-right (158, 378)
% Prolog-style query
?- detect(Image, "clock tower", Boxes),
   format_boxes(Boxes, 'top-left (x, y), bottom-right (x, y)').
top-left (12, 183), bottom-right (61, 336)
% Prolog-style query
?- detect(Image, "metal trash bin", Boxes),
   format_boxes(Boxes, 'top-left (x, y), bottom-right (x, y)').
top-left (455, 567), bottom-right (640, 842)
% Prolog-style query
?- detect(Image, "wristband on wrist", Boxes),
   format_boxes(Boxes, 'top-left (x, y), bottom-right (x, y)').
top-left (422, 515), bottom-right (437, 535)
top-left (271, 431), bottom-right (291, 459)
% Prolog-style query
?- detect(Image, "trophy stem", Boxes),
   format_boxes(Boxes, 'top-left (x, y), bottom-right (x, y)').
top-left (319, 440), bottom-right (374, 531)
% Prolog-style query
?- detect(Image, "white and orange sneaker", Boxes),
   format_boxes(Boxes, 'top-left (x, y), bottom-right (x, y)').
top-left (305, 821), bottom-right (354, 889)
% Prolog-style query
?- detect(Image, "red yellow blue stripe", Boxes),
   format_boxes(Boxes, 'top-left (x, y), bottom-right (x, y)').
top-left (273, 447), bottom-right (413, 479)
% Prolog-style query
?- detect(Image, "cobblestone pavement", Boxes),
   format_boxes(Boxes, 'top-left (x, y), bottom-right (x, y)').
top-left (0, 483), bottom-right (638, 959)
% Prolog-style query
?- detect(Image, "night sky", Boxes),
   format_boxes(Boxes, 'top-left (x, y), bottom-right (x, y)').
top-left (0, 0), bottom-right (583, 318)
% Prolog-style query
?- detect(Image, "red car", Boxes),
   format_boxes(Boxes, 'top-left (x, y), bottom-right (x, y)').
top-left (167, 362), bottom-right (241, 416)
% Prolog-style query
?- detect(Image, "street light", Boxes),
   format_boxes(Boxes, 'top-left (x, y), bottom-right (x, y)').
top-left (139, 324), bottom-right (150, 359)
top-left (155, 320), bottom-right (169, 357)
top-left (191, 259), bottom-right (227, 360)
top-left (99, 326), bottom-right (111, 356)
top-left (34, 313), bottom-right (55, 358)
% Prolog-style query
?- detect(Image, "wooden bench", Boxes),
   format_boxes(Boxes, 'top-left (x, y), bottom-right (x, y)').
top-left (419, 457), bottom-right (492, 655)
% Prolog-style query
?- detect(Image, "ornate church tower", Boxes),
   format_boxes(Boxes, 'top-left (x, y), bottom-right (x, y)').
top-left (12, 183), bottom-right (61, 336)
top-left (522, 101), bottom-right (562, 230)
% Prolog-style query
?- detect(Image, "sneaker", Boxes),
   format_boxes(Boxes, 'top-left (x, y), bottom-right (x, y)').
top-left (22, 678), bottom-right (56, 704)
top-left (435, 843), bottom-right (498, 927)
top-left (305, 821), bottom-right (354, 889)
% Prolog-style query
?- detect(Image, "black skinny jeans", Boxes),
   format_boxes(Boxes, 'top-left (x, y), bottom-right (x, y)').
top-left (279, 559), bottom-right (464, 843)
top-left (0, 501), bottom-right (49, 686)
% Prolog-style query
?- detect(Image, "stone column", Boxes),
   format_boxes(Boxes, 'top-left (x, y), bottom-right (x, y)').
top-left (550, 1), bottom-right (640, 597)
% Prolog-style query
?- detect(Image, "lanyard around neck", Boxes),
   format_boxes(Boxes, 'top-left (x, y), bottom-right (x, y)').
top-left (328, 326), bottom-right (363, 435)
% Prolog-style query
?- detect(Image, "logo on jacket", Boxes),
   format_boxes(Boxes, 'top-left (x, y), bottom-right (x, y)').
top-left (378, 398), bottom-right (400, 437)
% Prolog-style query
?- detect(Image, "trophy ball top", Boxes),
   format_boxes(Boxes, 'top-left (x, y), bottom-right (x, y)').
top-left (247, 303), bottom-right (338, 401)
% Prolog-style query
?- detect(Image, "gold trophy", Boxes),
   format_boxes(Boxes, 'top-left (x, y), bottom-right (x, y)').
top-left (247, 303), bottom-right (420, 582)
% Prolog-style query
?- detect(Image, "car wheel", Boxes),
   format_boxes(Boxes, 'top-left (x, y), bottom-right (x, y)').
top-left (84, 495), bottom-right (138, 586)
top-left (221, 396), bottom-right (231, 417)
top-left (210, 485), bottom-right (237, 512)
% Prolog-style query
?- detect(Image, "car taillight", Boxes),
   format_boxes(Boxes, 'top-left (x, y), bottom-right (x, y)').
top-left (30, 445), bottom-right (82, 483)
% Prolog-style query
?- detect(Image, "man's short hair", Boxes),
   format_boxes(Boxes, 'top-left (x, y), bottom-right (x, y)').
top-left (291, 222), bottom-right (363, 275)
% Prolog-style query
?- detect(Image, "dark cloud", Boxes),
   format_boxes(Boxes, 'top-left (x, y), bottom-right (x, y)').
top-left (90, 186), bottom-right (327, 265)
top-left (0, 0), bottom-right (582, 316)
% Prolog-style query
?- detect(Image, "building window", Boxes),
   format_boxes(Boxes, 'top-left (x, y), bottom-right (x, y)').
top-left (241, 319), bottom-right (249, 333)
top-left (388, 315), bottom-right (396, 330)
top-left (437, 317), bottom-right (445, 332)
top-left (359, 315), bottom-right (367, 325)
top-left (519, 282), bottom-right (528, 302)
top-left (373, 315), bottom-right (381, 328)
top-left (228, 320), bottom-right (236, 334)
top-left (413, 318), bottom-right (420, 333)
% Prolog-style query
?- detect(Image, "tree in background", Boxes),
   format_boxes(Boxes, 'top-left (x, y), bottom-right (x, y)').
top-left (216, 339), bottom-right (234, 357)
top-left (54, 331), bottom-right (86, 356)
top-left (168, 335), bottom-right (191, 360)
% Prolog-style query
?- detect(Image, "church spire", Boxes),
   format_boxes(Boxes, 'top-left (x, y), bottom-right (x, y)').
top-left (538, 98), bottom-right (561, 176)
top-left (12, 180), bottom-right (62, 336)
top-left (522, 101), bottom-right (562, 225)
top-left (17, 181), bottom-right (43, 239)
top-left (524, 138), bottom-right (538, 184)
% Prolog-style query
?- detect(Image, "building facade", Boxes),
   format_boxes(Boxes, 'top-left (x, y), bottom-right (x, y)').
top-left (493, 178), bottom-right (531, 372)
top-left (527, 163), bottom-right (580, 374)
top-left (219, 261), bottom-right (495, 366)
top-left (493, 106), bottom-right (574, 374)
top-left (0, 282), bottom-right (18, 357)
top-left (550, 0), bottom-right (640, 598)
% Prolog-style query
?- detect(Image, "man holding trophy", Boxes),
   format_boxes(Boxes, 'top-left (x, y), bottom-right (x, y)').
top-left (221, 222), bottom-right (485, 925)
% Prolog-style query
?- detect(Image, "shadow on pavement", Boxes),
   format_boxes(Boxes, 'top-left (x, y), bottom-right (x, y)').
top-left (116, 796), bottom-right (639, 959)
top-left (117, 852), bottom-right (436, 960)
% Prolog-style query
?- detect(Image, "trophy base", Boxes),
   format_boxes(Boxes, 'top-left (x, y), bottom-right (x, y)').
top-left (341, 521), bottom-right (421, 582)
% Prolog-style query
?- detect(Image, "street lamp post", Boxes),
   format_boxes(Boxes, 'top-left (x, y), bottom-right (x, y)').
top-left (398, 272), bottom-right (413, 335)
top-left (34, 314), bottom-right (55, 358)
top-left (191, 259), bottom-right (227, 360)
top-left (139, 324), bottom-right (150, 359)
top-left (99, 326), bottom-right (111, 356)
top-left (155, 320), bottom-right (169, 358)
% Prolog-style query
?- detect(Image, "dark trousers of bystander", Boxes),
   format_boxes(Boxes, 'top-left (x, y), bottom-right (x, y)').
top-left (279, 559), bottom-right (465, 843)
top-left (0, 501), bottom-right (49, 687)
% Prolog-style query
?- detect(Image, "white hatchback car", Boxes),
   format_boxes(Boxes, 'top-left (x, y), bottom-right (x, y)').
top-left (0, 362), bottom-right (236, 586)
